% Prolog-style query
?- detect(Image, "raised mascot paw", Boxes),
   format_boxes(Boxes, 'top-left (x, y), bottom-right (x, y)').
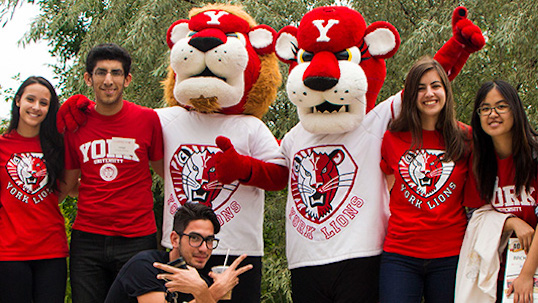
top-left (214, 136), bottom-right (252, 184)
top-left (56, 94), bottom-right (92, 134)
top-left (452, 6), bottom-right (485, 53)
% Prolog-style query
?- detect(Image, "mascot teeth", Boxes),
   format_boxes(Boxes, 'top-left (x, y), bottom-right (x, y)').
top-left (313, 102), bottom-right (348, 114)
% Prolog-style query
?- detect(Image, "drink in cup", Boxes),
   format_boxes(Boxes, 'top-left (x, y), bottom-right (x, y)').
top-left (211, 265), bottom-right (232, 300)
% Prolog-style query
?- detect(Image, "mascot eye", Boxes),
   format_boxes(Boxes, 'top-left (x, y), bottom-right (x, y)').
top-left (297, 49), bottom-right (314, 63)
top-left (336, 46), bottom-right (362, 64)
top-left (209, 167), bottom-right (215, 173)
top-left (334, 50), bottom-right (350, 61)
top-left (226, 32), bottom-right (246, 46)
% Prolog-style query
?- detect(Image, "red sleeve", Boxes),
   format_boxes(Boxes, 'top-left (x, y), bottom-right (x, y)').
top-left (462, 154), bottom-right (486, 208)
top-left (380, 131), bottom-right (394, 175)
top-left (63, 132), bottom-right (80, 170)
top-left (149, 110), bottom-right (164, 162)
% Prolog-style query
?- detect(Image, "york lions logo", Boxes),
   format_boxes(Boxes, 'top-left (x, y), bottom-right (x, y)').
top-left (399, 150), bottom-right (454, 198)
top-left (6, 153), bottom-right (48, 195)
top-left (170, 145), bottom-right (237, 209)
top-left (291, 145), bottom-right (356, 224)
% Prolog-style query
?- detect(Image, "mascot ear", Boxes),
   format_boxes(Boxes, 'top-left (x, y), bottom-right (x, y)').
top-left (249, 25), bottom-right (277, 55)
top-left (364, 21), bottom-right (400, 59)
top-left (167, 20), bottom-right (190, 49)
top-left (275, 25), bottom-right (298, 65)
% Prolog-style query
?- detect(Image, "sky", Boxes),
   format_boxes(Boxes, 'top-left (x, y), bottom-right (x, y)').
top-left (0, 3), bottom-right (57, 119)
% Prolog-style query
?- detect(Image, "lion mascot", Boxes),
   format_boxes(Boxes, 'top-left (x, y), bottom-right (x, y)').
top-left (157, 4), bottom-right (287, 302)
top-left (272, 6), bottom-right (485, 302)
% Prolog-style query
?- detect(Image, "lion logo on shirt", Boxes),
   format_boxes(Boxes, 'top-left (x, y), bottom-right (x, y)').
top-left (291, 146), bottom-right (356, 224)
top-left (399, 150), bottom-right (454, 198)
top-left (170, 145), bottom-right (237, 210)
top-left (6, 153), bottom-right (48, 195)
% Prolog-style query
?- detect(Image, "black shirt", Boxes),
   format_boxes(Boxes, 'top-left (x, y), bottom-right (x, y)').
top-left (105, 250), bottom-right (210, 303)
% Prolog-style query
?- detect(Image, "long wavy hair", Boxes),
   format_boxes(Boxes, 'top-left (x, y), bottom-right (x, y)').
top-left (389, 56), bottom-right (469, 162)
top-left (471, 80), bottom-right (538, 202)
top-left (5, 76), bottom-right (64, 191)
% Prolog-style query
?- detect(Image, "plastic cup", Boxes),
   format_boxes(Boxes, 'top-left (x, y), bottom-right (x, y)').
top-left (211, 265), bottom-right (232, 300)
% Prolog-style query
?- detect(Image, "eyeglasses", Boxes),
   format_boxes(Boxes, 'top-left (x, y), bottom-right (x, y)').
top-left (476, 104), bottom-right (511, 116)
top-left (180, 232), bottom-right (219, 249)
top-left (92, 68), bottom-right (125, 79)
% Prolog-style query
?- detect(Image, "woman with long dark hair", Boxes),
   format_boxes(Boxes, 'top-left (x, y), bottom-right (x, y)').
top-left (469, 80), bottom-right (538, 303)
top-left (379, 57), bottom-right (479, 303)
top-left (0, 76), bottom-right (68, 303)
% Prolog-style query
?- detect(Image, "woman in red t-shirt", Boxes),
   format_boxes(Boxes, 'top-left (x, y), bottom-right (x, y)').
top-left (470, 80), bottom-right (538, 303)
top-left (0, 77), bottom-right (68, 302)
top-left (379, 57), bottom-right (475, 303)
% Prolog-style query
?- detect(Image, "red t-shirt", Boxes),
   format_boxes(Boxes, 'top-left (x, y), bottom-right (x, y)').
top-left (0, 131), bottom-right (68, 260)
top-left (64, 100), bottom-right (164, 237)
top-left (464, 154), bottom-right (538, 227)
top-left (380, 128), bottom-right (478, 259)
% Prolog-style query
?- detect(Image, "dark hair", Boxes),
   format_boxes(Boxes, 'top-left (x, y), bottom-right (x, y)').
top-left (6, 76), bottom-right (63, 191)
top-left (389, 56), bottom-right (469, 161)
top-left (173, 203), bottom-right (221, 235)
top-left (471, 80), bottom-right (538, 201)
top-left (86, 43), bottom-right (131, 76)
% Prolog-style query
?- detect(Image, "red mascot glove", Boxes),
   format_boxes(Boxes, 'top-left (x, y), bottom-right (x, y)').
top-left (56, 94), bottom-right (92, 134)
top-left (434, 6), bottom-right (485, 81)
top-left (214, 136), bottom-right (288, 191)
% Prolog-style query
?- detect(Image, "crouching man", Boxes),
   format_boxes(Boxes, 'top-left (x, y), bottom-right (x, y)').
top-left (105, 203), bottom-right (252, 302)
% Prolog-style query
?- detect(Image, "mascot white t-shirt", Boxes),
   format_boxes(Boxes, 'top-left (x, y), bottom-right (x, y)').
top-left (281, 94), bottom-right (401, 269)
top-left (157, 106), bottom-right (284, 256)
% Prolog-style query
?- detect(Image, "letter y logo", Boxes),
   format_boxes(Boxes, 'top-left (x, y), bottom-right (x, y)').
top-left (312, 19), bottom-right (339, 42)
top-left (204, 11), bottom-right (228, 25)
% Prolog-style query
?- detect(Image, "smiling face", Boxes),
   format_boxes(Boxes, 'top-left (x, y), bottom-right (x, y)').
top-left (416, 69), bottom-right (446, 130)
top-left (16, 83), bottom-right (51, 137)
top-left (84, 60), bottom-right (132, 112)
top-left (173, 219), bottom-right (215, 269)
top-left (479, 88), bottom-right (514, 143)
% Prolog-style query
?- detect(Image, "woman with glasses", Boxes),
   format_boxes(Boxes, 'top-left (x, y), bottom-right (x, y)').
top-left (467, 80), bottom-right (538, 303)
top-left (379, 57), bottom-right (481, 303)
top-left (0, 76), bottom-right (68, 303)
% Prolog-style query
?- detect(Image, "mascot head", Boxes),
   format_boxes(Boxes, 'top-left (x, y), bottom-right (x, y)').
top-left (275, 6), bottom-right (400, 134)
top-left (164, 4), bottom-right (282, 118)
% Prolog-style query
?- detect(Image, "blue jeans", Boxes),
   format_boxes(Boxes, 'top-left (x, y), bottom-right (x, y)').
top-left (379, 251), bottom-right (458, 303)
top-left (70, 230), bottom-right (156, 303)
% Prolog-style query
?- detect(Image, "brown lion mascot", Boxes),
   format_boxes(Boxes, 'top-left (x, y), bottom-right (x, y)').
top-left (156, 4), bottom-right (287, 302)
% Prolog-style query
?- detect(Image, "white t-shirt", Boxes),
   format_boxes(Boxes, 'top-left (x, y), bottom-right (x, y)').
top-left (156, 106), bottom-right (284, 256)
top-left (280, 93), bottom-right (401, 269)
